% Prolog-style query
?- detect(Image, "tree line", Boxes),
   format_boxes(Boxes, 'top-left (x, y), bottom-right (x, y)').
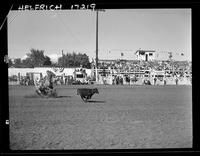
top-left (9, 48), bottom-right (91, 68)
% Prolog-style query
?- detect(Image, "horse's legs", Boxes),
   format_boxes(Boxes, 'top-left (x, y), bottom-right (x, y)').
top-left (35, 89), bottom-right (42, 96)
top-left (81, 96), bottom-right (87, 102)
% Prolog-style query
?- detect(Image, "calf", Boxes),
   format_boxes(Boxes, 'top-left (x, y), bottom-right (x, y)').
top-left (77, 88), bottom-right (99, 102)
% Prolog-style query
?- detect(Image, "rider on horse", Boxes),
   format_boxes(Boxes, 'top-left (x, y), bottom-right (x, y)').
top-left (35, 70), bottom-right (55, 96)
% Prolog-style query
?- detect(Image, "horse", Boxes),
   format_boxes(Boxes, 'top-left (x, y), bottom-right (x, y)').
top-left (35, 71), bottom-right (57, 97)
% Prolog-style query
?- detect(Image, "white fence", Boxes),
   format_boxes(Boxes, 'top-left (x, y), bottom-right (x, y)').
top-left (8, 67), bottom-right (191, 86)
top-left (8, 67), bottom-right (92, 77)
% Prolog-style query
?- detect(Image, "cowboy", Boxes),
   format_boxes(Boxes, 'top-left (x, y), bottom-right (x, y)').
top-left (43, 71), bottom-right (54, 94)
top-left (35, 78), bottom-right (46, 95)
top-left (35, 71), bottom-right (55, 96)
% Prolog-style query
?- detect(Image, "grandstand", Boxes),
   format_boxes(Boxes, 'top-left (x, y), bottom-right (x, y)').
top-left (92, 49), bottom-right (192, 85)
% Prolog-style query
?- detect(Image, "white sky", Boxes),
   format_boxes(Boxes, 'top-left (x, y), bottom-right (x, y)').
top-left (8, 9), bottom-right (191, 61)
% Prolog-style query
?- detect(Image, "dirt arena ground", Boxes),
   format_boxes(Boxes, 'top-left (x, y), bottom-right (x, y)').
top-left (9, 85), bottom-right (192, 150)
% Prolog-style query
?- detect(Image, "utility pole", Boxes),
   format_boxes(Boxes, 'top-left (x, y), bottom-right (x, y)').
top-left (95, 10), bottom-right (99, 83)
top-left (62, 50), bottom-right (64, 67)
top-left (95, 9), bottom-right (105, 83)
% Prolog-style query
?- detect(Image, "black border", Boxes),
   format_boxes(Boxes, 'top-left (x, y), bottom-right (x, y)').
top-left (1, 0), bottom-right (200, 155)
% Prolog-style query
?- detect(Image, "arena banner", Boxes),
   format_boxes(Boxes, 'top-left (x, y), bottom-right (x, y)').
top-left (52, 67), bottom-right (65, 73)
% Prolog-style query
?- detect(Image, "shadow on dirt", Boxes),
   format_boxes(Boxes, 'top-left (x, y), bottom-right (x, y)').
top-left (24, 94), bottom-right (43, 98)
top-left (56, 96), bottom-right (71, 98)
top-left (24, 94), bottom-right (71, 98)
top-left (86, 100), bottom-right (106, 103)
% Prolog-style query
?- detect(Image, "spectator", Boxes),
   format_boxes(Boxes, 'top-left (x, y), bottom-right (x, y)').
top-left (163, 77), bottom-right (167, 85)
top-left (154, 77), bottom-right (157, 85)
top-left (175, 77), bottom-right (178, 85)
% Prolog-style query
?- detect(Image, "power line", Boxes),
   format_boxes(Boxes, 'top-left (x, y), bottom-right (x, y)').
top-left (0, 4), bottom-right (13, 30)
top-left (55, 12), bottom-right (83, 46)
top-left (8, 12), bottom-right (19, 26)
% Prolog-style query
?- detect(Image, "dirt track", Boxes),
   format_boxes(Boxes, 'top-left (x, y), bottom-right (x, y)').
top-left (9, 85), bottom-right (192, 149)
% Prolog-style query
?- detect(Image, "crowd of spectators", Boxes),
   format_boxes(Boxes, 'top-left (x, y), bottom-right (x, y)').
top-left (98, 60), bottom-right (192, 77)
top-left (19, 76), bottom-right (34, 85)
top-left (97, 59), bottom-right (192, 85)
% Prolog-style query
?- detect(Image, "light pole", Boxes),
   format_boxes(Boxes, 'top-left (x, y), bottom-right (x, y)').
top-left (95, 9), bottom-right (105, 83)
top-left (62, 50), bottom-right (64, 67)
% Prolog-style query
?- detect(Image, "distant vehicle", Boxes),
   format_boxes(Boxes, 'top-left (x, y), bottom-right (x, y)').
top-left (155, 75), bottom-right (164, 81)
top-left (73, 68), bottom-right (88, 84)
top-left (151, 70), bottom-right (165, 81)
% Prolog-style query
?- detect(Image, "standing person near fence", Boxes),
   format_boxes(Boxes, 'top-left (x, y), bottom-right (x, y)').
top-left (175, 77), bottom-right (179, 85)
top-left (163, 77), bottom-right (167, 85)
top-left (154, 77), bottom-right (157, 85)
